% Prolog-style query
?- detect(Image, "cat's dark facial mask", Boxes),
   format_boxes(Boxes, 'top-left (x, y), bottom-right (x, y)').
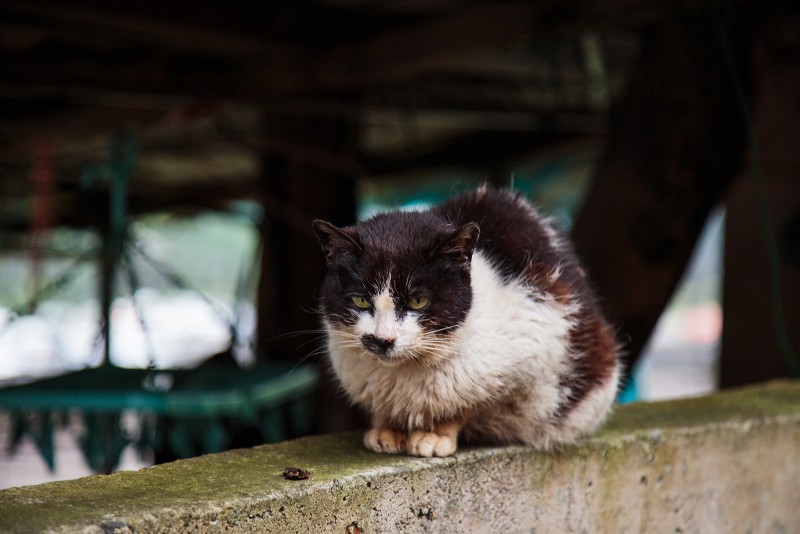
top-left (313, 215), bottom-right (479, 364)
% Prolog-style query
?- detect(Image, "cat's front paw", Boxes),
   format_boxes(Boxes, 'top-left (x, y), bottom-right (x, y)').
top-left (407, 431), bottom-right (457, 457)
top-left (364, 428), bottom-right (406, 454)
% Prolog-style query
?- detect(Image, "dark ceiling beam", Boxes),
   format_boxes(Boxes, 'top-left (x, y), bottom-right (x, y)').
top-left (0, 0), bottom-right (755, 100)
top-left (310, 2), bottom-right (532, 90)
top-left (361, 127), bottom-right (599, 178)
top-left (1, 177), bottom-right (262, 233)
top-left (309, 0), bottom-right (755, 91)
top-left (0, 84), bottom-right (191, 114)
top-left (0, 1), bottom-right (285, 56)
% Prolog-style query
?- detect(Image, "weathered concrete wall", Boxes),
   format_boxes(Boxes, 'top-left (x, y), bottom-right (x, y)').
top-left (1, 381), bottom-right (799, 533)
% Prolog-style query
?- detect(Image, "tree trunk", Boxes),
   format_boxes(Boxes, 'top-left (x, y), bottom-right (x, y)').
top-left (571, 14), bottom-right (751, 381)
top-left (720, 9), bottom-right (800, 386)
top-left (256, 114), bottom-right (363, 432)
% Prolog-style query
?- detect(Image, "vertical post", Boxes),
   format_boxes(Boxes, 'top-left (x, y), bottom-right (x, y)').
top-left (256, 114), bottom-right (362, 433)
top-left (720, 9), bottom-right (800, 385)
top-left (256, 116), bottom-right (358, 356)
top-left (30, 140), bottom-right (54, 305)
top-left (570, 16), bottom-right (750, 380)
top-left (99, 134), bottom-right (136, 367)
top-left (100, 227), bottom-right (114, 367)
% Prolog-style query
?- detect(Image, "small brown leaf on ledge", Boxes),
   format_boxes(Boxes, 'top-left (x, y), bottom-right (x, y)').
top-left (283, 466), bottom-right (312, 480)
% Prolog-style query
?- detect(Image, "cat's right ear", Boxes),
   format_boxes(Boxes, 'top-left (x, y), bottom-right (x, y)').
top-left (436, 222), bottom-right (480, 265)
top-left (312, 220), bottom-right (361, 264)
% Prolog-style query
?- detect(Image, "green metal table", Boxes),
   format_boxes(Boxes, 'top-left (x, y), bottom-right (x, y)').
top-left (0, 362), bottom-right (319, 473)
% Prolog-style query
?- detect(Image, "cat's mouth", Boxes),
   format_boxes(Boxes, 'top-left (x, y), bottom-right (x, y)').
top-left (361, 333), bottom-right (393, 355)
top-left (361, 334), bottom-right (405, 364)
top-left (369, 352), bottom-right (402, 365)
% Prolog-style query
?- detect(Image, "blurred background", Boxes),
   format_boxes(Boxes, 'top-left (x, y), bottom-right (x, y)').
top-left (1, 1), bottom-right (798, 488)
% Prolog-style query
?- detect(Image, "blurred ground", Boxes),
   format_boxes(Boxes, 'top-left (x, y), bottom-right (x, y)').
top-left (0, 411), bottom-right (149, 489)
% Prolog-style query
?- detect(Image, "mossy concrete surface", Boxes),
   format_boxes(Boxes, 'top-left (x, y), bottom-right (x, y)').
top-left (1, 381), bottom-right (799, 533)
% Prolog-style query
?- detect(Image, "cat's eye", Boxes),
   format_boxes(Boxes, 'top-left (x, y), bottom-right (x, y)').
top-left (351, 296), bottom-right (372, 309)
top-left (408, 297), bottom-right (429, 310)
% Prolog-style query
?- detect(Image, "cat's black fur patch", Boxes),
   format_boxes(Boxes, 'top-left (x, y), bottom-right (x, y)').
top-left (435, 188), bottom-right (584, 295)
top-left (314, 211), bottom-right (476, 333)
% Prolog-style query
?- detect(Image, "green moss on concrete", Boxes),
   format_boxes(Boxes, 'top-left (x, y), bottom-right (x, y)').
top-left (1, 380), bottom-right (799, 532)
top-left (0, 432), bottom-right (419, 532)
top-left (603, 380), bottom-right (800, 437)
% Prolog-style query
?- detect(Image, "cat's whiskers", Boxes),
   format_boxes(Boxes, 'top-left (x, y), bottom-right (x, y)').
top-left (280, 329), bottom-right (343, 359)
top-left (333, 340), bottom-right (364, 352)
top-left (423, 324), bottom-right (459, 336)
top-left (263, 329), bottom-right (332, 370)
top-left (405, 332), bottom-right (457, 368)
top-left (296, 347), bottom-right (329, 366)
top-left (271, 330), bottom-right (324, 340)
top-left (326, 305), bottom-right (463, 368)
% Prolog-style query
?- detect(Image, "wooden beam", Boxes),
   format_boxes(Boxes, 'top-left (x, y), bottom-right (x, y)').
top-left (310, 0), bottom-right (757, 90)
top-left (0, 0), bottom-right (759, 101)
top-left (0, 1), bottom-right (285, 56)
top-left (362, 128), bottom-right (594, 177)
top-left (721, 8), bottom-right (800, 386)
top-left (570, 13), bottom-right (752, 380)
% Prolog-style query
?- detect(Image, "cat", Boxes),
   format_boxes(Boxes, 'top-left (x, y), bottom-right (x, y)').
top-left (312, 186), bottom-right (620, 457)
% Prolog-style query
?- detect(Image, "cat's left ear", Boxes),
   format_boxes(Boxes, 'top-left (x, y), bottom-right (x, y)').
top-left (312, 220), bottom-right (361, 264)
top-left (436, 222), bottom-right (480, 265)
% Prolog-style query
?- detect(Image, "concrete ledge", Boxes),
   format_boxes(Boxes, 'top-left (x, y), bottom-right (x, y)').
top-left (1, 381), bottom-right (799, 533)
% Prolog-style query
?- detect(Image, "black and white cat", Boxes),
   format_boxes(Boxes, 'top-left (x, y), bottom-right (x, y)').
top-left (313, 186), bottom-right (620, 457)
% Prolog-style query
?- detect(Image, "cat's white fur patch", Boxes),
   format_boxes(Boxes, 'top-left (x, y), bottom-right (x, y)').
top-left (353, 279), bottom-right (423, 360)
top-left (363, 283), bottom-right (397, 341)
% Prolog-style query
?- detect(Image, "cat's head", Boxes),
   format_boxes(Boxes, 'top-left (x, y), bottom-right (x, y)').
top-left (313, 212), bottom-right (479, 366)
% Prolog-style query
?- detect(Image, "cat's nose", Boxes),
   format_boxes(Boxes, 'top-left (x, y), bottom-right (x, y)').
top-left (361, 334), bottom-right (395, 355)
